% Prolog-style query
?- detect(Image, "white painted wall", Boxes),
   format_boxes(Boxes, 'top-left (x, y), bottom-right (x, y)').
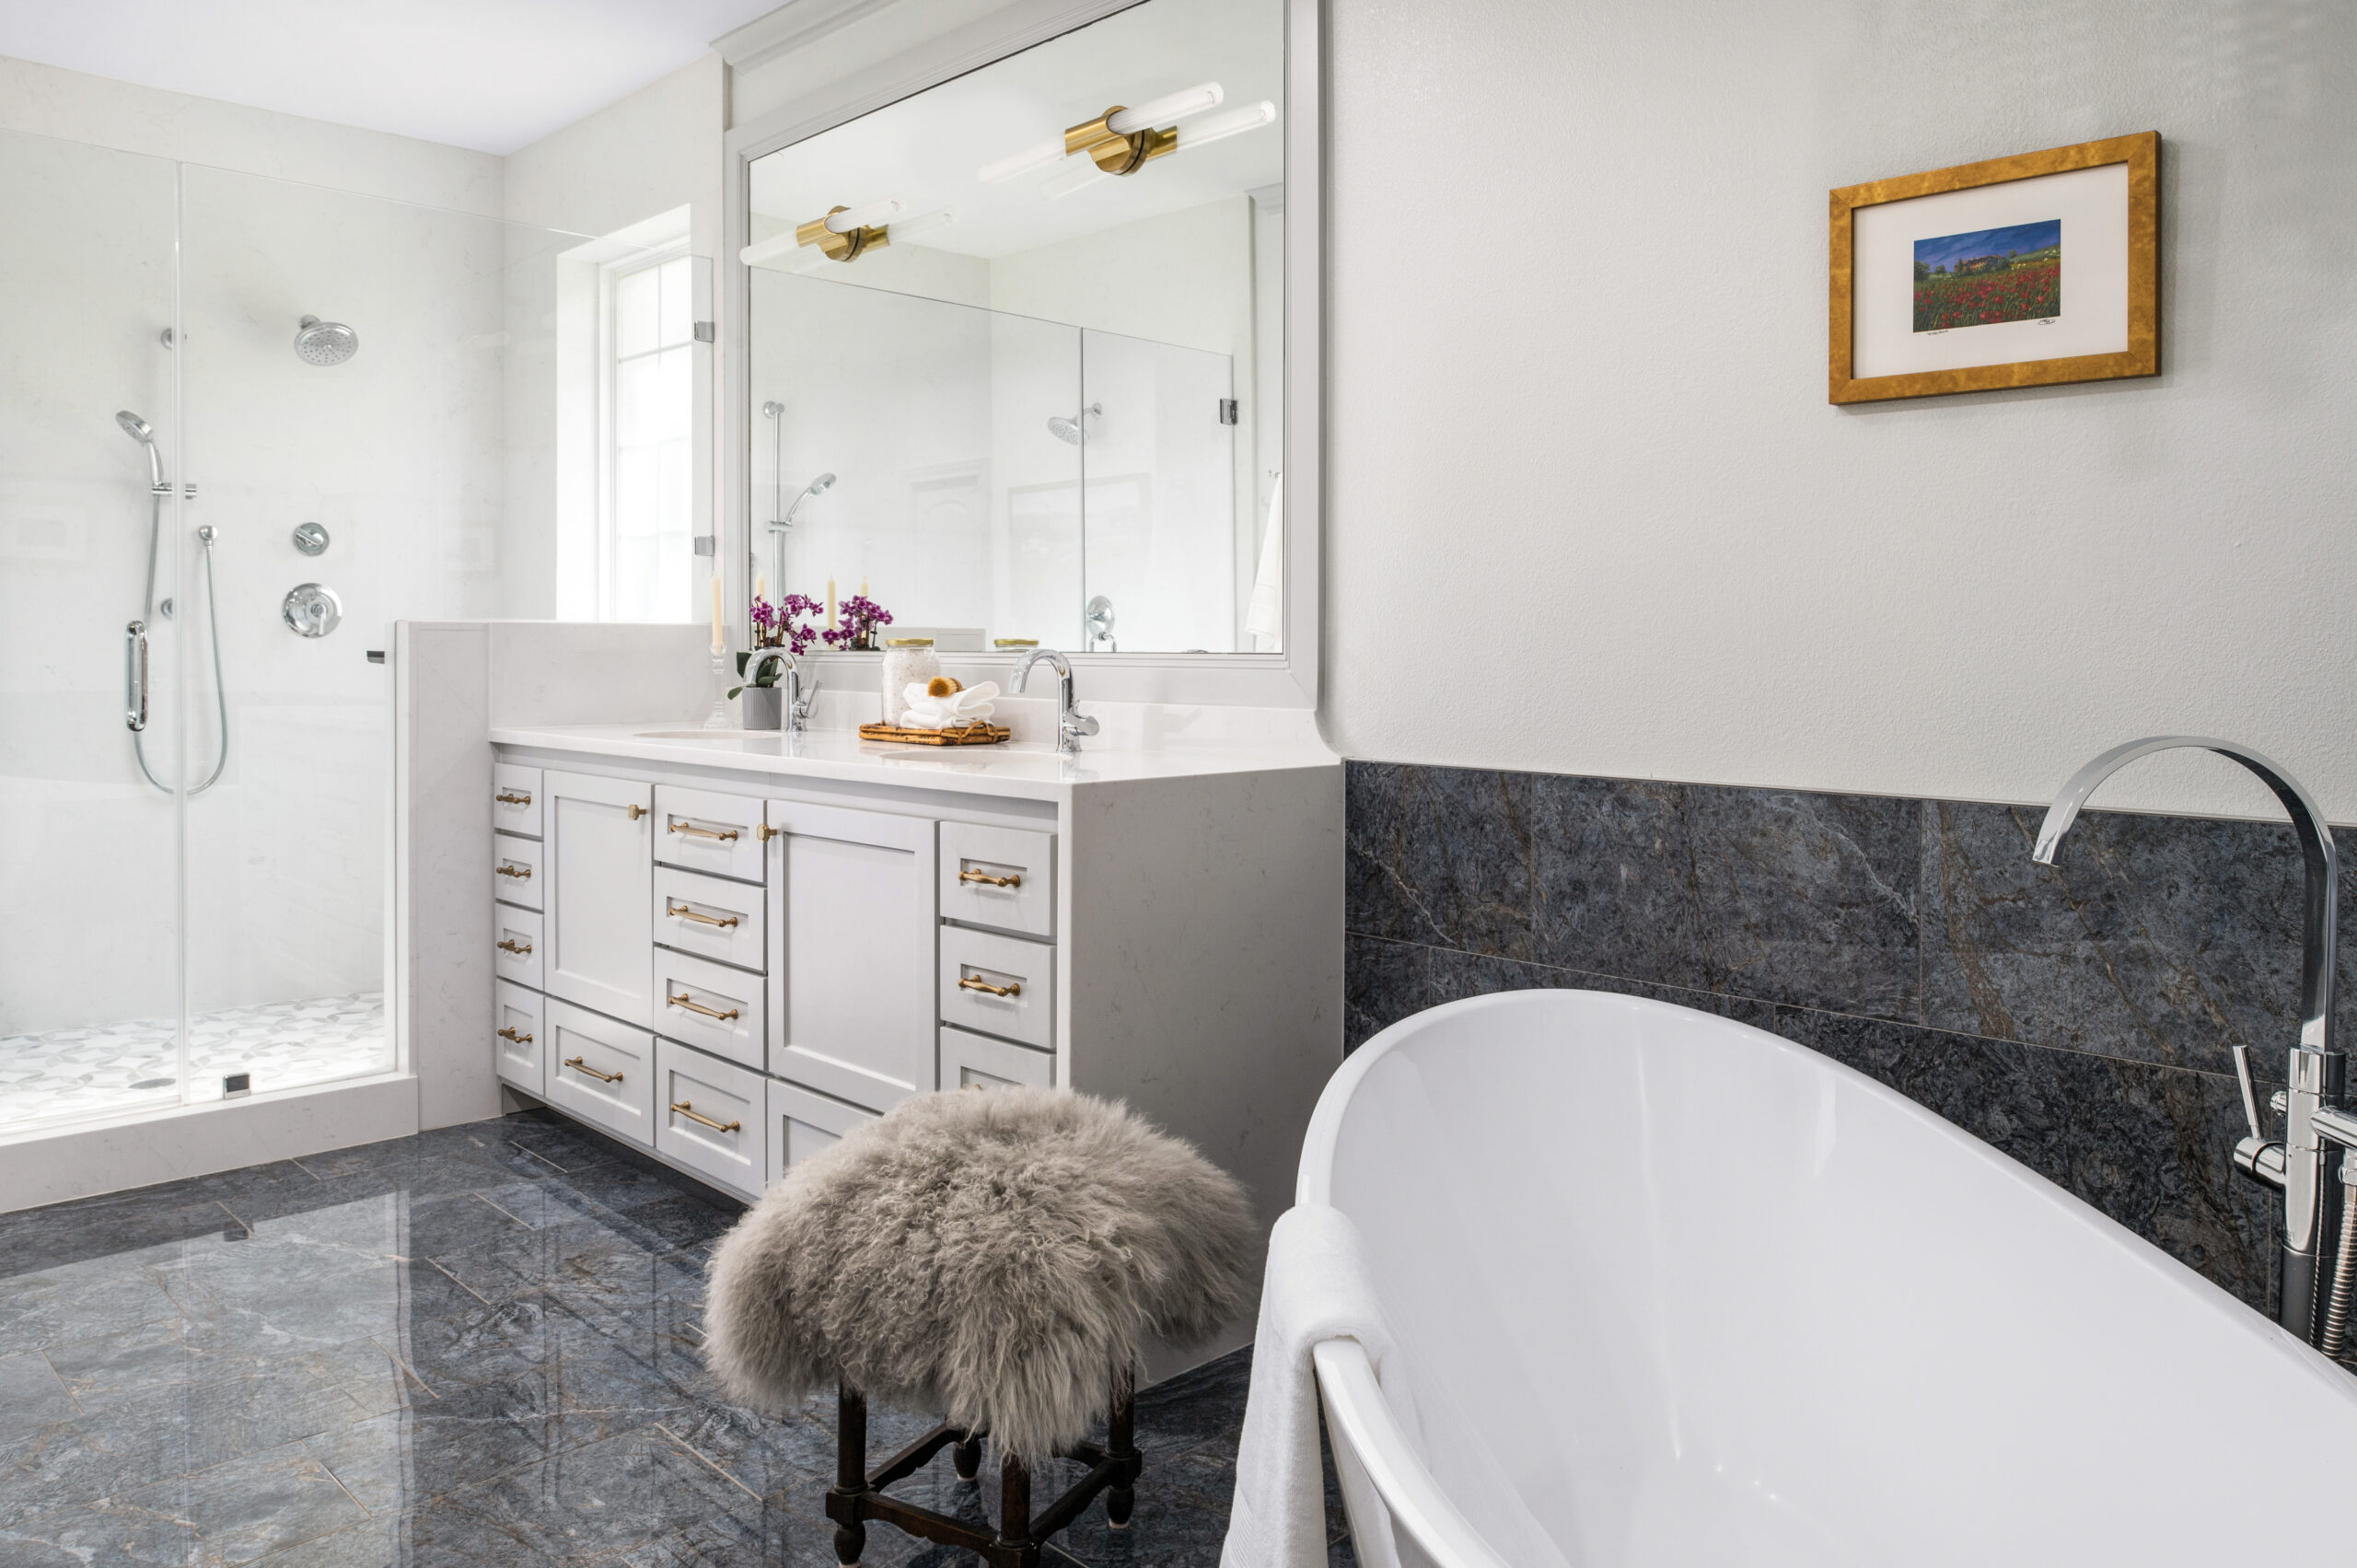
top-left (1321, 0), bottom-right (2357, 822)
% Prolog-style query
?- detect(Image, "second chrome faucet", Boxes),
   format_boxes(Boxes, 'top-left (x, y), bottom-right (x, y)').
top-left (1012, 647), bottom-right (1099, 754)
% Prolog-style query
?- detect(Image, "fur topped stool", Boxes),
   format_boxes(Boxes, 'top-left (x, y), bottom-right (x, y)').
top-left (704, 1085), bottom-right (1257, 1568)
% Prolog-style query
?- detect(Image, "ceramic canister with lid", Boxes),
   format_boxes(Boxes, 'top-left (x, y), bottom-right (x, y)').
top-left (880, 638), bottom-right (939, 725)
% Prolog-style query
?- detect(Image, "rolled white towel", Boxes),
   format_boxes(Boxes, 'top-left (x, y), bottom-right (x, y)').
top-left (899, 679), bottom-right (1000, 729)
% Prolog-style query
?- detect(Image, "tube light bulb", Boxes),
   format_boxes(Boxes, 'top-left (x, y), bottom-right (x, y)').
top-left (827, 197), bottom-right (903, 233)
top-left (979, 135), bottom-right (1065, 185)
top-left (739, 230), bottom-right (801, 268)
top-left (1107, 81), bottom-right (1223, 134)
top-left (892, 207), bottom-right (957, 242)
top-left (1173, 100), bottom-right (1276, 152)
top-left (1041, 162), bottom-right (1109, 201)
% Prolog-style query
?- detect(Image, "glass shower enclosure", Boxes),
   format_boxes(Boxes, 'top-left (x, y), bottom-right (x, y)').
top-left (0, 126), bottom-right (587, 1137)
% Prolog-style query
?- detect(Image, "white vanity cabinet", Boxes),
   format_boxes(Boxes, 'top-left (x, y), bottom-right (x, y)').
top-left (478, 725), bottom-right (1342, 1369)
top-left (544, 770), bottom-right (654, 1028)
top-left (764, 799), bottom-right (937, 1114)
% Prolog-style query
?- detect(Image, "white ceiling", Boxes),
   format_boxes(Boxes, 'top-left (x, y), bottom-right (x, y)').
top-left (0, 0), bottom-right (783, 156)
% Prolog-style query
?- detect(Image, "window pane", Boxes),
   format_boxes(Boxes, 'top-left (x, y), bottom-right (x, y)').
top-left (658, 254), bottom-right (691, 348)
top-left (616, 264), bottom-right (658, 357)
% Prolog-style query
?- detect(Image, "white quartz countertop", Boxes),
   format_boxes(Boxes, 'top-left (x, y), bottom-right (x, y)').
top-left (487, 723), bottom-right (1340, 803)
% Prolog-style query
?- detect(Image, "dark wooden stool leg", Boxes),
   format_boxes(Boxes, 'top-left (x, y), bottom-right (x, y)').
top-left (999, 1452), bottom-right (1034, 1567)
top-left (831, 1381), bottom-right (868, 1565)
top-left (1106, 1365), bottom-right (1139, 1529)
top-left (953, 1432), bottom-right (984, 1483)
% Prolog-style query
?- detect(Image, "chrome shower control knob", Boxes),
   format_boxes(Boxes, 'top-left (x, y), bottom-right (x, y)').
top-left (282, 583), bottom-right (343, 637)
top-left (292, 521), bottom-right (330, 556)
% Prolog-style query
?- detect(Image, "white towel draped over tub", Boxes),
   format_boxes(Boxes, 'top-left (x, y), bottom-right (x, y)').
top-left (1222, 1204), bottom-right (1402, 1568)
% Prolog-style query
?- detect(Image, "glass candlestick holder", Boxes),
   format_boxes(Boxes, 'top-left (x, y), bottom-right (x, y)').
top-left (702, 652), bottom-right (735, 730)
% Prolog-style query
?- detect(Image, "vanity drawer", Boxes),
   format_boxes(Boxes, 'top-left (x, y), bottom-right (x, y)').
top-left (655, 1038), bottom-right (766, 1200)
top-left (938, 926), bottom-right (1053, 1051)
top-left (493, 905), bottom-right (543, 990)
top-left (765, 1078), bottom-right (878, 1188)
top-left (654, 947), bottom-right (764, 1071)
top-left (655, 865), bottom-right (766, 971)
top-left (493, 832), bottom-right (542, 912)
top-left (940, 1024), bottom-right (1052, 1091)
top-left (939, 822), bottom-right (1055, 938)
top-left (493, 981), bottom-right (545, 1096)
top-left (543, 998), bottom-right (656, 1148)
top-left (493, 763), bottom-right (543, 839)
top-left (655, 784), bottom-right (765, 885)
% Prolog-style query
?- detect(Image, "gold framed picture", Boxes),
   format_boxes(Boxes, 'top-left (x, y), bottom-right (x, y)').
top-left (1829, 132), bottom-right (2158, 404)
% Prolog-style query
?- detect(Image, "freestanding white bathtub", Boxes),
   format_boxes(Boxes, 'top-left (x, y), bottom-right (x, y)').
top-left (1301, 990), bottom-right (2357, 1568)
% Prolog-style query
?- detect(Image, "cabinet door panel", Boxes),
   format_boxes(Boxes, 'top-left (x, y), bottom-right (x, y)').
top-left (544, 771), bottom-right (654, 1027)
top-left (939, 1024), bottom-right (1051, 1091)
top-left (764, 799), bottom-right (936, 1113)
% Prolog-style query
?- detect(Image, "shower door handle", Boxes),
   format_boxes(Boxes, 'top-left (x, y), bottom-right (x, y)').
top-left (124, 621), bottom-right (148, 732)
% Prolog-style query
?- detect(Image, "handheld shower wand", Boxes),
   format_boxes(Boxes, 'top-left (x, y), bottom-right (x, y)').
top-left (116, 410), bottom-right (229, 794)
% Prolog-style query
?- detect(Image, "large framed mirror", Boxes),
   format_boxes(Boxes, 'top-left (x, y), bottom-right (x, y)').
top-left (723, 0), bottom-right (1318, 705)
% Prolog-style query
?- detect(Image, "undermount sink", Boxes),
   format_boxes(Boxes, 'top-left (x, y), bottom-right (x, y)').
top-left (633, 728), bottom-right (772, 740)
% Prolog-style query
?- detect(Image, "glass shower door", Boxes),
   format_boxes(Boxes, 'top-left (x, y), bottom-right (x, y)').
top-left (0, 128), bottom-right (189, 1133)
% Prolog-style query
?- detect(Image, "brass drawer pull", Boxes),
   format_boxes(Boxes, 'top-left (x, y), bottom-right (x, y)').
top-left (495, 790), bottom-right (532, 806)
top-left (496, 938), bottom-right (532, 955)
top-left (496, 863), bottom-right (532, 879)
top-left (497, 1026), bottom-right (533, 1044)
top-left (958, 973), bottom-right (1022, 999)
top-left (627, 803), bottom-right (646, 820)
top-left (755, 822), bottom-right (778, 842)
top-left (958, 868), bottom-right (1023, 889)
top-left (563, 1055), bottom-right (623, 1084)
top-left (668, 992), bottom-right (741, 1022)
top-left (670, 1100), bottom-right (742, 1134)
top-left (668, 819), bottom-right (740, 842)
top-left (666, 900), bottom-right (740, 930)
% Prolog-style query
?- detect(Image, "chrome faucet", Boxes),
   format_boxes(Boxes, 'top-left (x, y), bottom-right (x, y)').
top-left (2035, 737), bottom-right (2354, 1352)
top-left (1012, 647), bottom-right (1098, 754)
top-left (749, 651), bottom-right (821, 735)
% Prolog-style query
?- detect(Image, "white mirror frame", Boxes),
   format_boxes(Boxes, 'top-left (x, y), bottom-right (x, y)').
top-left (720, 0), bottom-right (1320, 708)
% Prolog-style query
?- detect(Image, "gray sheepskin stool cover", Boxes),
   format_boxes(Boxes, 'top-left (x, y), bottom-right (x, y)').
top-left (704, 1085), bottom-right (1257, 1463)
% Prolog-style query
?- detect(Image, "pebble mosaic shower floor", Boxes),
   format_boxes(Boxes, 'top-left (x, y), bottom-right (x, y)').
top-left (0, 993), bottom-right (388, 1132)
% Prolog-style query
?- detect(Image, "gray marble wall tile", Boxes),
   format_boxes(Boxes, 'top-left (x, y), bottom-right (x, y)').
top-left (1344, 935), bottom-right (2271, 1311)
top-left (1346, 762), bottom-right (1921, 1019)
top-left (1922, 799), bottom-right (2357, 1079)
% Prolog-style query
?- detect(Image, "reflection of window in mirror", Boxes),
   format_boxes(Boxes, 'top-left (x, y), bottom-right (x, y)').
top-left (553, 206), bottom-right (709, 622)
top-left (744, 0), bottom-right (1283, 656)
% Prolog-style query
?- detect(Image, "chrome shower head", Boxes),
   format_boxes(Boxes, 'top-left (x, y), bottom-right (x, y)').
top-left (762, 401), bottom-right (784, 419)
top-left (1047, 403), bottom-right (1103, 446)
top-left (779, 471), bottom-right (836, 528)
top-left (117, 409), bottom-right (162, 488)
top-left (295, 316), bottom-right (358, 366)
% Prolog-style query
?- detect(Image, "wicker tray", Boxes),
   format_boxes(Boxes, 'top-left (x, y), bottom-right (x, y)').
top-left (857, 720), bottom-right (1012, 747)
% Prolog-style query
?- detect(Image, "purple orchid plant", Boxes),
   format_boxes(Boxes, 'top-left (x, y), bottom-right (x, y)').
top-left (824, 593), bottom-right (892, 652)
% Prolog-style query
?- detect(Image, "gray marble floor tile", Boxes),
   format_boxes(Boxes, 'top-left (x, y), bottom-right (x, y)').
top-left (0, 1255), bottom-right (187, 1359)
top-left (107, 1438), bottom-right (372, 1565)
top-left (1346, 761), bottom-right (1922, 1019)
top-left (303, 1367), bottom-right (563, 1512)
top-left (0, 1352), bottom-right (76, 1449)
top-left (0, 1498), bottom-right (201, 1566)
top-left (1922, 799), bottom-right (2357, 1078)
top-left (0, 1197), bottom-right (254, 1283)
top-left (412, 1426), bottom-right (764, 1566)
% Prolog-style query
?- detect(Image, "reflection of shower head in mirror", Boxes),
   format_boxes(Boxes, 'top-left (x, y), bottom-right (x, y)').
top-left (1047, 402), bottom-right (1103, 446)
top-left (775, 471), bottom-right (836, 529)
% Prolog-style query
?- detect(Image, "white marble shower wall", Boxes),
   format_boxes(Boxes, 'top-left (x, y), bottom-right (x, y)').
top-left (0, 125), bottom-right (577, 1065)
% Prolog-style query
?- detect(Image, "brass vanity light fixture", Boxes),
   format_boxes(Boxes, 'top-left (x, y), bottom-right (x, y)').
top-left (978, 82), bottom-right (1225, 184)
top-left (743, 207), bottom-right (953, 271)
top-left (793, 196), bottom-right (903, 262)
top-left (1041, 99), bottom-right (1278, 201)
